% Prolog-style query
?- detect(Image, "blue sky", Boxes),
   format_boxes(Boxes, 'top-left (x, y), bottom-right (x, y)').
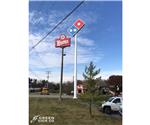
top-left (29, 1), bottom-right (122, 82)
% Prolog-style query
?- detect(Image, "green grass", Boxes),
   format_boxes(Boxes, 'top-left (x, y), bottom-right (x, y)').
top-left (29, 97), bottom-right (122, 125)
top-left (79, 94), bottom-right (112, 106)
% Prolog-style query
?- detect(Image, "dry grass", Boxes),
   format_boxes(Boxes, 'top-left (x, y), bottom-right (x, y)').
top-left (29, 97), bottom-right (122, 125)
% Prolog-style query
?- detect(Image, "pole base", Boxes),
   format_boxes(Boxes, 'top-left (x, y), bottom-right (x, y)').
top-left (73, 96), bottom-right (77, 99)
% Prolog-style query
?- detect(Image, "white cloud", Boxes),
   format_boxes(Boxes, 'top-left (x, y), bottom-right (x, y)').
top-left (29, 69), bottom-right (74, 83)
top-left (29, 9), bottom-right (99, 36)
top-left (29, 9), bottom-right (104, 82)
top-left (78, 37), bottom-right (95, 46)
top-left (29, 10), bottom-right (69, 30)
top-left (29, 32), bottom-right (103, 68)
top-left (29, 32), bottom-right (104, 82)
top-left (29, 11), bottom-right (45, 25)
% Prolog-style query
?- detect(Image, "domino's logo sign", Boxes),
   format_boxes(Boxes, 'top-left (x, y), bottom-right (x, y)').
top-left (74, 19), bottom-right (85, 29)
top-left (68, 19), bottom-right (85, 37)
top-left (68, 25), bottom-right (79, 37)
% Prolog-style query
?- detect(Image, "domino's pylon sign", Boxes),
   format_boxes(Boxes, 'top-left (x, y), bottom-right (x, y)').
top-left (67, 19), bottom-right (85, 99)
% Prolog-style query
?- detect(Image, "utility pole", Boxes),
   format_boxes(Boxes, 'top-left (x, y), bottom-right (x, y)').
top-left (47, 71), bottom-right (50, 81)
top-left (46, 71), bottom-right (50, 88)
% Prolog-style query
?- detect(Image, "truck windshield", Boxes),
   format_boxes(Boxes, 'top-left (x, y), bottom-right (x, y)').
top-left (108, 97), bottom-right (114, 102)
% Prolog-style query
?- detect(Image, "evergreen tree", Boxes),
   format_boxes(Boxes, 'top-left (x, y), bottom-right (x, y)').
top-left (83, 61), bottom-right (100, 117)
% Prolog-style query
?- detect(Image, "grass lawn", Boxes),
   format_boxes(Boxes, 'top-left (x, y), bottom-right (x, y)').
top-left (29, 97), bottom-right (122, 125)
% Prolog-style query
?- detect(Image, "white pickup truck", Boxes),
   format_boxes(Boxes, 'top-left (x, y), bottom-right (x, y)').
top-left (101, 96), bottom-right (122, 115)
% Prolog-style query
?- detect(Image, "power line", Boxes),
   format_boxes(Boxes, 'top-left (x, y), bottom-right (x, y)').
top-left (29, 0), bottom-right (85, 53)
top-left (29, 38), bottom-right (49, 68)
top-left (33, 49), bottom-right (48, 67)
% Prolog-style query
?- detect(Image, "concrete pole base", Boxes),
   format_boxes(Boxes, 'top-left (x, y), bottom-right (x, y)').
top-left (73, 96), bottom-right (77, 99)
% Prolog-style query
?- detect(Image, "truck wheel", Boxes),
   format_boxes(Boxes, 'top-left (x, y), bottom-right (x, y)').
top-left (104, 107), bottom-right (111, 114)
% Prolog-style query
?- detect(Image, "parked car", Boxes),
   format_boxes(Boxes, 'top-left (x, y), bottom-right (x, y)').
top-left (40, 87), bottom-right (49, 95)
top-left (101, 96), bottom-right (122, 114)
top-left (118, 104), bottom-right (122, 116)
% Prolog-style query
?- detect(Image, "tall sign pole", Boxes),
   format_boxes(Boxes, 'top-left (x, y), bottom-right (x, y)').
top-left (55, 34), bottom-right (71, 101)
top-left (68, 19), bottom-right (85, 99)
top-left (59, 47), bottom-right (64, 101)
top-left (73, 34), bottom-right (77, 99)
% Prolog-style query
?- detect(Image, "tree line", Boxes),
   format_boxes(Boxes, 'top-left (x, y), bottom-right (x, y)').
top-left (29, 75), bottom-right (122, 95)
top-left (29, 61), bottom-right (122, 117)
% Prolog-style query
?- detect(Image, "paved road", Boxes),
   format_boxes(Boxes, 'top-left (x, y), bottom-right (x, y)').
top-left (103, 112), bottom-right (122, 119)
top-left (29, 93), bottom-right (73, 99)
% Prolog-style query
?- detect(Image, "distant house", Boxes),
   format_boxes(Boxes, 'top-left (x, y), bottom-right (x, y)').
top-left (77, 84), bottom-right (84, 94)
top-left (77, 79), bottom-right (109, 94)
top-left (95, 78), bottom-right (109, 94)
top-left (77, 81), bottom-right (87, 94)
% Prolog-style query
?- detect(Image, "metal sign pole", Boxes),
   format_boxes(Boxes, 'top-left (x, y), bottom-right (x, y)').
top-left (55, 34), bottom-right (71, 101)
top-left (73, 34), bottom-right (77, 99)
top-left (59, 47), bottom-right (64, 101)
